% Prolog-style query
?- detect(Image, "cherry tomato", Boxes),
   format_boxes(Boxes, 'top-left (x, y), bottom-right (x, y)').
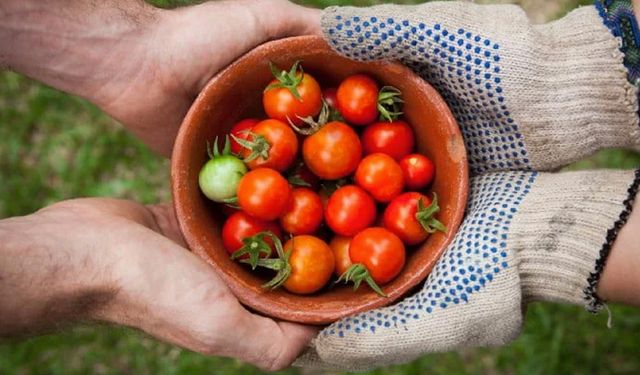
top-left (336, 74), bottom-right (379, 125)
top-left (280, 188), bottom-right (323, 235)
top-left (283, 235), bottom-right (335, 294)
top-left (239, 119), bottom-right (298, 172)
top-left (355, 153), bottom-right (404, 202)
top-left (199, 140), bottom-right (247, 203)
top-left (400, 154), bottom-right (435, 190)
top-left (383, 192), bottom-right (445, 245)
top-left (325, 185), bottom-right (376, 236)
top-left (362, 120), bottom-right (415, 161)
top-left (229, 118), bottom-right (259, 155)
top-left (237, 168), bottom-right (292, 221)
top-left (323, 87), bottom-right (338, 109)
top-left (303, 121), bottom-right (362, 180)
top-left (350, 227), bottom-right (405, 284)
top-left (222, 211), bottom-right (282, 257)
top-left (330, 235), bottom-right (353, 277)
top-left (263, 63), bottom-right (322, 125)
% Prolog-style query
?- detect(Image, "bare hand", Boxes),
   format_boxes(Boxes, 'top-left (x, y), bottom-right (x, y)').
top-left (96, 0), bottom-right (321, 155)
top-left (0, 198), bottom-right (317, 371)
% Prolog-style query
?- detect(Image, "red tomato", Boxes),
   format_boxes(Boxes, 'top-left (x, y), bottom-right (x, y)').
top-left (330, 235), bottom-right (353, 276)
top-left (355, 153), bottom-right (404, 202)
top-left (283, 235), bottom-right (335, 294)
top-left (400, 154), bottom-right (435, 190)
top-left (280, 188), bottom-right (324, 235)
top-left (303, 121), bottom-right (362, 180)
top-left (383, 192), bottom-right (445, 245)
top-left (323, 87), bottom-right (338, 109)
top-left (240, 119), bottom-right (298, 172)
top-left (222, 211), bottom-right (282, 257)
top-left (237, 168), bottom-right (292, 221)
top-left (350, 227), bottom-right (405, 284)
top-left (229, 118), bottom-right (259, 155)
top-left (325, 185), bottom-right (376, 236)
top-left (263, 64), bottom-right (322, 125)
top-left (336, 74), bottom-right (379, 125)
top-left (362, 120), bottom-right (415, 161)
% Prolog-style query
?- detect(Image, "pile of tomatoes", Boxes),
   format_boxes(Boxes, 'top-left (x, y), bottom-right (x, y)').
top-left (198, 62), bottom-right (446, 296)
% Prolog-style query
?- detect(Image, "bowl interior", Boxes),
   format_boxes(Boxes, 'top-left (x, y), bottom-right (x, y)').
top-left (172, 36), bottom-right (468, 324)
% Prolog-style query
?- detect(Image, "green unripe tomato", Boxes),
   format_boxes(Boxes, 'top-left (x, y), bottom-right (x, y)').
top-left (199, 154), bottom-right (247, 202)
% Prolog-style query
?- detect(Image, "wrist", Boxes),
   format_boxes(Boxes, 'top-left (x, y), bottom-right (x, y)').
top-left (0, 207), bottom-right (118, 335)
top-left (513, 170), bottom-right (640, 310)
top-left (0, 0), bottom-right (164, 106)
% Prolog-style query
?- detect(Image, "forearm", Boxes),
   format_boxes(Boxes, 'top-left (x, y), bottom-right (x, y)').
top-left (598, 192), bottom-right (640, 307)
top-left (0, 209), bottom-right (116, 336)
top-left (0, 0), bottom-right (160, 106)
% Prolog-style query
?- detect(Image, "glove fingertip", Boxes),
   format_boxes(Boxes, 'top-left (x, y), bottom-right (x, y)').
top-left (321, 7), bottom-right (387, 62)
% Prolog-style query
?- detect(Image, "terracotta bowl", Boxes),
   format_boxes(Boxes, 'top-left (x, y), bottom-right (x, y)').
top-left (171, 36), bottom-right (468, 325)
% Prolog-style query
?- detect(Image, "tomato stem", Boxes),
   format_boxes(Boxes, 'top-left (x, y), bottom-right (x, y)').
top-left (415, 193), bottom-right (448, 233)
top-left (265, 61), bottom-right (304, 101)
top-left (377, 86), bottom-right (404, 122)
top-left (288, 100), bottom-right (331, 136)
top-left (239, 232), bottom-right (293, 290)
top-left (230, 131), bottom-right (271, 163)
top-left (231, 231), bottom-right (277, 269)
top-left (336, 263), bottom-right (387, 297)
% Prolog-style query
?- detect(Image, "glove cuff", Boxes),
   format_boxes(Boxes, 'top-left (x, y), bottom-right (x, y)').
top-left (516, 6), bottom-right (640, 171)
top-left (512, 169), bottom-right (640, 309)
top-left (595, 0), bottom-right (640, 86)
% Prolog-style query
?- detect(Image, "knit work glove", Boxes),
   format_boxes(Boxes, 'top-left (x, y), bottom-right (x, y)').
top-left (321, 2), bottom-right (639, 175)
top-left (295, 2), bottom-right (640, 371)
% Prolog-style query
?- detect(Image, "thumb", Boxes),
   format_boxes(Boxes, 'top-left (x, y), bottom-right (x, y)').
top-left (251, 0), bottom-right (322, 39)
top-left (233, 311), bottom-right (319, 371)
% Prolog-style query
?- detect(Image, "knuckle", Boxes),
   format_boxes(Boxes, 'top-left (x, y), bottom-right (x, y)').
top-left (256, 338), bottom-right (289, 372)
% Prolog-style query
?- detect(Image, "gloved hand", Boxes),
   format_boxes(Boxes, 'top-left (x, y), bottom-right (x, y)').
top-left (296, 2), bottom-right (640, 370)
top-left (321, 1), bottom-right (639, 175)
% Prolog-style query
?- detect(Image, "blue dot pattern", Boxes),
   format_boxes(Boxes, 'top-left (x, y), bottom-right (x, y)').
top-left (323, 171), bottom-right (538, 337)
top-left (327, 14), bottom-right (532, 175)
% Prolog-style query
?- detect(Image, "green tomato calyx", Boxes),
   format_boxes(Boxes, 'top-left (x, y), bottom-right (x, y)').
top-left (265, 61), bottom-right (304, 101)
top-left (415, 193), bottom-right (448, 234)
top-left (231, 131), bottom-right (271, 163)
top-left (288, 99), bottom-right (333, 136)
top-left (378, 86), bottom-right (404, 122)
top-left (231, 231), bottom-right (277, 270)
top-left (336, 263), bottom-right (387, 297)
top-left (207, 135), bottom-right (233, 159)
top-left (239, 232), bottom-right (292, 290)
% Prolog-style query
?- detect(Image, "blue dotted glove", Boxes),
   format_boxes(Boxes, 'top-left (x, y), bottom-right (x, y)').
top-left (296, 2), bottom-right (640, 370)
top-left (322, 2), bottom-right (639, 175)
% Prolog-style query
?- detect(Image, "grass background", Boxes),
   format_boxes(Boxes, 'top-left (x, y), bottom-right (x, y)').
top-left (1, 0), bottom-right (640, 374)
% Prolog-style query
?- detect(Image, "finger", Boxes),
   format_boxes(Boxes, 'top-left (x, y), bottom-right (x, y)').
top-left (58, 198), bottom-right (188, 247)
top-left (251, 0), bottom-right (322, 40)
top-left (145, 203), bottom-right (188, 247)
top-left (232, 310), bottom-right (319, 371)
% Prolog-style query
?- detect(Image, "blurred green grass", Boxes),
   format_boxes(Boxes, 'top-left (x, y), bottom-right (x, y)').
top-left (1, 0), bottom-right (639, 374)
